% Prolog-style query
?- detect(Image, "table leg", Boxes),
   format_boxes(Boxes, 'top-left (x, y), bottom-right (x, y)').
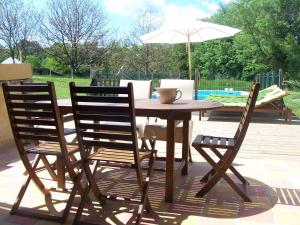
top-left (181, 119), bottom-right (189, 175)
top-left (56, 156), bottom-right (65, 189)
top-left (165, 118), bottom-right (175, 203)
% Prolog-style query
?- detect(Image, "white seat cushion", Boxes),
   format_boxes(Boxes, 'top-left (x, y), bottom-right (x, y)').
top-left (144, 119), bottom-right (193, 143)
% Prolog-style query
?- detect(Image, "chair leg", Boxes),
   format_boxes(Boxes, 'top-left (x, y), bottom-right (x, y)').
top-left (40, 155), bottom-right (58, 182)
top-left (195, 147), bottom-right (251, 201)
top-left (136, 151), bottom-right (156, 221)
top-left (145, 152), bottom-right (156, 212)
top-left (72, 184), bottom-right (91, 225)
top-left (10, 175), bottom-right (32, 214)
top-left (136, 153), bottom-right (156, 225)
top-left (22, 156), bottom-right (50, 196)
top-left (195, 149), bottom-right (227, 198)
top-left (221, 172), bottom-right (251, 202)
top-left (211, 148), bottom-right (248, 185)
top-left (149, 137), bottom-right (156, 150)
top-left (61, 170), bottom-right (84, 223)
top-left (188, 146), bottom-right (193, 162)
top-left (10, 155), bottom-right (69, 222)
top-left (200, 168), bottom-right (215, 182)
top-left (56, 156), bottom-right (66, 189)
top-left (83, 160), bottom-right (106, 205)
top-left (23, 155), bottom-right (41, 176)
top-left (141, 137), bottom-right (149, 150)
top-left (199, 162), bottom-right (251, 201)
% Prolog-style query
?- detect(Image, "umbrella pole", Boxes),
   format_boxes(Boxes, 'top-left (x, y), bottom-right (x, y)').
top-left (187, 37), bottom-right (192, 80)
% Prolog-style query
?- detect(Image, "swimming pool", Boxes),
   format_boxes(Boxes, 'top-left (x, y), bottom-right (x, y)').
top-left (197, 90), bottom-right (243, 100)
top-left (152, 90), bottom-right (243, 100)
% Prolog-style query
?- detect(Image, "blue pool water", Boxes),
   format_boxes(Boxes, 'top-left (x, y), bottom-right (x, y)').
top-left (197, 90), bottom-right (242, 100)
top-left (152, 90), bottom-right (242, 100)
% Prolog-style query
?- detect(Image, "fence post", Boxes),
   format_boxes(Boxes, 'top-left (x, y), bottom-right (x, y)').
top-left (279, 68), bottom-right (284, 88)
top-left (194, 69), bottom-right (199, 100)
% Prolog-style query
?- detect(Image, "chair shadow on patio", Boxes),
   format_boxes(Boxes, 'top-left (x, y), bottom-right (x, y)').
top-left (2, 160), bottom-right (298, 224)
top-left (0, 144), bottom-right (36, 173)
top-left (68, 161), bottom-right (279, 224)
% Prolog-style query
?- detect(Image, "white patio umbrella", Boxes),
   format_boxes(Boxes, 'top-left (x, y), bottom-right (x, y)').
top-left (140, 19), bottom-right (241, 79)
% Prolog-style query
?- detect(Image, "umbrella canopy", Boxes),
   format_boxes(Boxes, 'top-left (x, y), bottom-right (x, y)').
top-left (140, 19), bottom-right (241, 79)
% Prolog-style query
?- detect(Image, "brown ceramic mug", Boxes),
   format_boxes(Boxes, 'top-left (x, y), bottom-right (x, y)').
top-left (157, 88), bottom-right (182, 104)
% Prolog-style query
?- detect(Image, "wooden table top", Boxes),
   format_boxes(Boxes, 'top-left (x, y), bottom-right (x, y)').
top-left (57, 98), bottom-right (223, 112)
top-left (133, 99), bottom-right (223, 111)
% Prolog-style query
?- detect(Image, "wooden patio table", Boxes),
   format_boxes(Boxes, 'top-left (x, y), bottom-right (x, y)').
top-left (57, 98), bottom-right (223, 202)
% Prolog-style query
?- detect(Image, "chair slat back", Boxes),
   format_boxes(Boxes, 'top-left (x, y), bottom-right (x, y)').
top-left (70, 82), bottom-right (139, 155)
top-left (2, 82), bottom-right (66, 150)
top-left (234, 83), bottom-right (260, 148)
top-left (159, 79), bottom-right (195, 100)
top-left (120, 79), bottom-right (153, 99)
top-left (90, 77), bottom-right (120, 97)
top-left (90, 76), bottom-right (120, 94)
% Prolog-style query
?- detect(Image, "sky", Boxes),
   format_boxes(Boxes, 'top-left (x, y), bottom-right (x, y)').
top-left (103, 0), bottom-right (230, 36)
top-left (30, 0), bottom-right (231, 38)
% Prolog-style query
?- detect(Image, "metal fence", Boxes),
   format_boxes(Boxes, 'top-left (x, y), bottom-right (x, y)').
top-left (94, 69), bottom-right (284, 96)
top-left (256, 70), bottom-right (283, 89)
top-left (197, 78), bottom-right (251, 92)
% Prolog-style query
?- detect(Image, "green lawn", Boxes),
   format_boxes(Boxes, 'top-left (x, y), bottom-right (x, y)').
top-left (284, 90), bottom-right (300, 119)
top-left (33, 75), bottom-right (90, 99)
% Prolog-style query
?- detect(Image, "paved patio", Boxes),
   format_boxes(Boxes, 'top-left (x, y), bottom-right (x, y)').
top-left (0, 112), bottom-right (299, 225)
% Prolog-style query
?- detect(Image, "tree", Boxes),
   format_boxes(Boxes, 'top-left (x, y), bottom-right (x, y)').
top-left (194, 0), bottom-right (300, 80)
top-left (0, 44), bottom-right (9, 62)
top-left (19, 40), bottom-right (44, 57)
top-left (25, 55), bottom-right (42, 68)
top-left (41, 0), bottom-right (109, 78)
top-left (0, 0), bottom-right (39, 63)
top-left (41, 56), bottom-right (69, 74)
top-left (129, 8), bottom-right (164, 76)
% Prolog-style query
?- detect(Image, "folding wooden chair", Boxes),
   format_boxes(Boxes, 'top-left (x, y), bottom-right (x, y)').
top-left (2, 82), bottom-right (80, 223)
top-left (192, 83), bottom-right (260, 202)
top-left (69, 82), bottom-right (156, 225)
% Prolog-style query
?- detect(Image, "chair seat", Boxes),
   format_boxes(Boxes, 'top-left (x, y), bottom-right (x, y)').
top-left (64, 128), bottom-right (76, 135)
top-left (135, 117), bottom-right (148, 138)
top-left (89, 148), bottom-right (153, 164)
top-left (25, 142), bottom-right (79, 155)
top-left (193, 135), bottom-right (235, 149)
top-left (144, 119), bottom-right (193, 143)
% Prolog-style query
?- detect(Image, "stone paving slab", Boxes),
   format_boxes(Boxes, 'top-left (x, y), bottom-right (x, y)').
top-left (0, 114), bottom-right (299, 224)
